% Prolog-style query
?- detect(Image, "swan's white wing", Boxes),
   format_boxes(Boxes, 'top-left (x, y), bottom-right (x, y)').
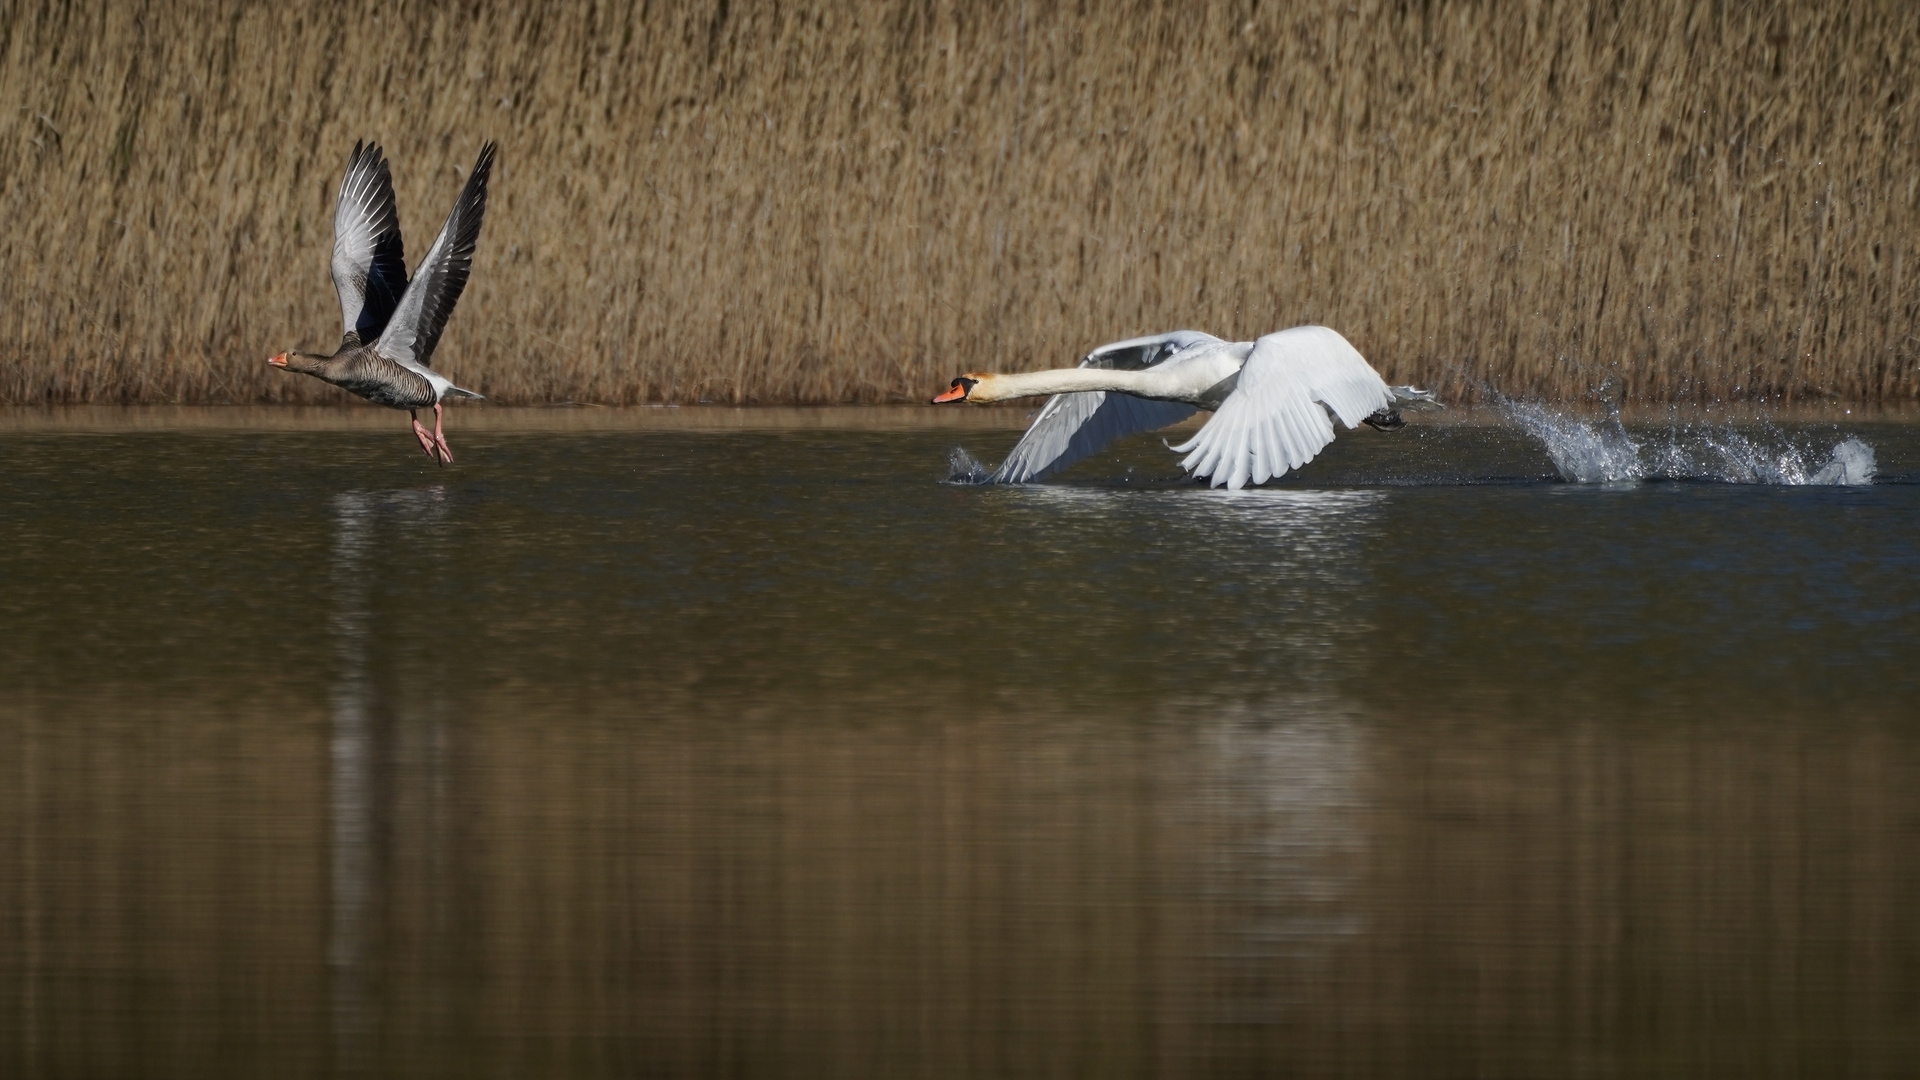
top-left (993, 392), bottom-right (1196, 483)
top-left (1081, 330), bottom-right (1224, 372)
top-left (990, 331), bottom-right (1220, 483)
top-left (330, 141), bottom-right (408, 346)
top-left (375, 143), bottom-right (495, 373)
top-left (1170, 325), bottom-right (1391, 490)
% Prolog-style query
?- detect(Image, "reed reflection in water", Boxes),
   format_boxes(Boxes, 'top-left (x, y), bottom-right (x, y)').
top-left (1, 426), bottom-right (1918, 1077)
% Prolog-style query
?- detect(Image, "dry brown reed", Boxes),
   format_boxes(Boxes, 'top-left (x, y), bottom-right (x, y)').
top-left (2, 0), bottom-right (1916, 406)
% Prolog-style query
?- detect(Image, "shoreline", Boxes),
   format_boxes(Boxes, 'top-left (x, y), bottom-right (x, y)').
top-left (0, 400), bottom-right (1914, 434)
top-left (0, 404), bottom-right (1033, 434)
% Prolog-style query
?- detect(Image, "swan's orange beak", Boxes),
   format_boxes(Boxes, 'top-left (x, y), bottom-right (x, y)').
top-left (267, 352), bottom-right (288, 368)
top-left (931, 377), bottom-right (976, 404)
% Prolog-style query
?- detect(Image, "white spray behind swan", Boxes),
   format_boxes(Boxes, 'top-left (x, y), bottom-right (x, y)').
top-left (1504, 401), bottom-right (1875, 485)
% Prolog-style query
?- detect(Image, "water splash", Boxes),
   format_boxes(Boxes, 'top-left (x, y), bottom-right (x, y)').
top-left (1504, 400), bottom-right (1642, 483)
top-left (1503, 401), bottom-right (1876, 485)
top-left (945, 445), bottom-right (993, 484)
top-left (1809, 438), bottom-right (1876, 485)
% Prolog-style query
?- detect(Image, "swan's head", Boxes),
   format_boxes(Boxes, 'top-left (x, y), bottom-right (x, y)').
top-left (931, 374), bottom-right (991, 404)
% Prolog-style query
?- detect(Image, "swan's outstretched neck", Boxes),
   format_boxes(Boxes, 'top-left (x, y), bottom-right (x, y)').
top-left (965, 366), bottom-right (1206, 403)
top-left (974, 368), bottom-right (1146, 401)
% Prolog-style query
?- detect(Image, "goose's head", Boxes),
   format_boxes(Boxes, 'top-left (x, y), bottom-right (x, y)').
top-left (931, 374), bottom-right (992, 404)
top-left (268, 351), bottom-right (323, 375)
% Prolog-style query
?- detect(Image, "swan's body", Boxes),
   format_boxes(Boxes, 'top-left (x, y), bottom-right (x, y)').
top-left (932, 325), bottom-right (1437, 489)
top-left (268, 140), bottom-right (496, 464)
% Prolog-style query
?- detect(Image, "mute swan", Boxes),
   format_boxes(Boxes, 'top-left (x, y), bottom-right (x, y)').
top-left (269, 141), bottom-right (496, 465)
top-left (931, 325), bottom-right (1438, 490)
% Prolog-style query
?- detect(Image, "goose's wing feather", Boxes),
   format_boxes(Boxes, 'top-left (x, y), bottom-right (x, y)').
top-left (991, 331), bottom-right (1220, 483)
top-left (330, 141), bottom-right (408, 346)
top-left (1170, 325), bottom-right (1391, 490)
top-left (375, 142), bottom-right (495, 372)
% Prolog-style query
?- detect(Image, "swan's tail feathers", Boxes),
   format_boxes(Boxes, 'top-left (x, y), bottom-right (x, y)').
top-left (1389, 385), bottom-right (1444, 409)
top-left (444, 384), bottom-right (485, 400)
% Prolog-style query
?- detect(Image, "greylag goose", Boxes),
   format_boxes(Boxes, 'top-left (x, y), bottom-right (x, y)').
top-left (932, 325), bottom-right (1439, 489)
top-left (269, 140), bottom-right (496, 464)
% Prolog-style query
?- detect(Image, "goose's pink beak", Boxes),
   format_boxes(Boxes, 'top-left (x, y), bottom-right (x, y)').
top-left (267, 352), bottom-right (288, 368)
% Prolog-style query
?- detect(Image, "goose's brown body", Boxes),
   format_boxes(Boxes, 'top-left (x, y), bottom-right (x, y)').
top-left (277, 343), bottom-right (436, 410)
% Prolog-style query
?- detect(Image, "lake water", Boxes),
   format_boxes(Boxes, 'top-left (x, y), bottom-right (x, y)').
top-left (3, 410), bottom-right (1919, 1078)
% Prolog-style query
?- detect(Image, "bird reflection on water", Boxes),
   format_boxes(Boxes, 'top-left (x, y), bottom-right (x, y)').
top-left (1009, 485), bottom-right (1379, 1024)
top-left (1197, 706), bottom-right (1366, 1022)
top-left (328, 487), bottom-right (453, 1073)
top-left (1011, 485), bottom-right (1387, 669)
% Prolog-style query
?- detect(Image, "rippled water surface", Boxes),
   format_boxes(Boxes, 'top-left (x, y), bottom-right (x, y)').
top-left (4, 415), bottom-right (1920, 1078)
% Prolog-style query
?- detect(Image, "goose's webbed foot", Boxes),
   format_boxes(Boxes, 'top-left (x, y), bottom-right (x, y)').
top-left (410, 411), bottom-right (440, 460)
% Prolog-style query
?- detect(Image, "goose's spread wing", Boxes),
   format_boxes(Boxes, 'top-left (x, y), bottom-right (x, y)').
top-left (375, 142), bottom-right (496, 372)
top-left (991, 331), bottom-right (1221, 483)
top-left (330, 141), bottom-right (408, 347)
top-left (1170, 325), bottom-right (1391, 490)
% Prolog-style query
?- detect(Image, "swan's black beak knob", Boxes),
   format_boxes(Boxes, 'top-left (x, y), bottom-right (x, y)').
top-left (931, 377), bottom-right (976, 404)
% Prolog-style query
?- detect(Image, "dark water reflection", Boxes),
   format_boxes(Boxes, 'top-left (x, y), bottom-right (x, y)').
top-left (3, 422), bottom-right (1920, 1077)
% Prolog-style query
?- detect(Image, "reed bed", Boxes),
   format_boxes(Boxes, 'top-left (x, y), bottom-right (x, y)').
top-left (2, 0), bottom-right (1915, 405)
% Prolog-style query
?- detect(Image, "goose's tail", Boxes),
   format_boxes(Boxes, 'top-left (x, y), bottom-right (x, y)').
top-left (445, 385), bottom-right (485, 400)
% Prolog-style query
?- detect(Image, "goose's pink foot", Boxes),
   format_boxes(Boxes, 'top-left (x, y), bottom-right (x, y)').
top-left (410, 411), bottom-right (438, 460)
top-left (431, 403), bottom-right (454, 465)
